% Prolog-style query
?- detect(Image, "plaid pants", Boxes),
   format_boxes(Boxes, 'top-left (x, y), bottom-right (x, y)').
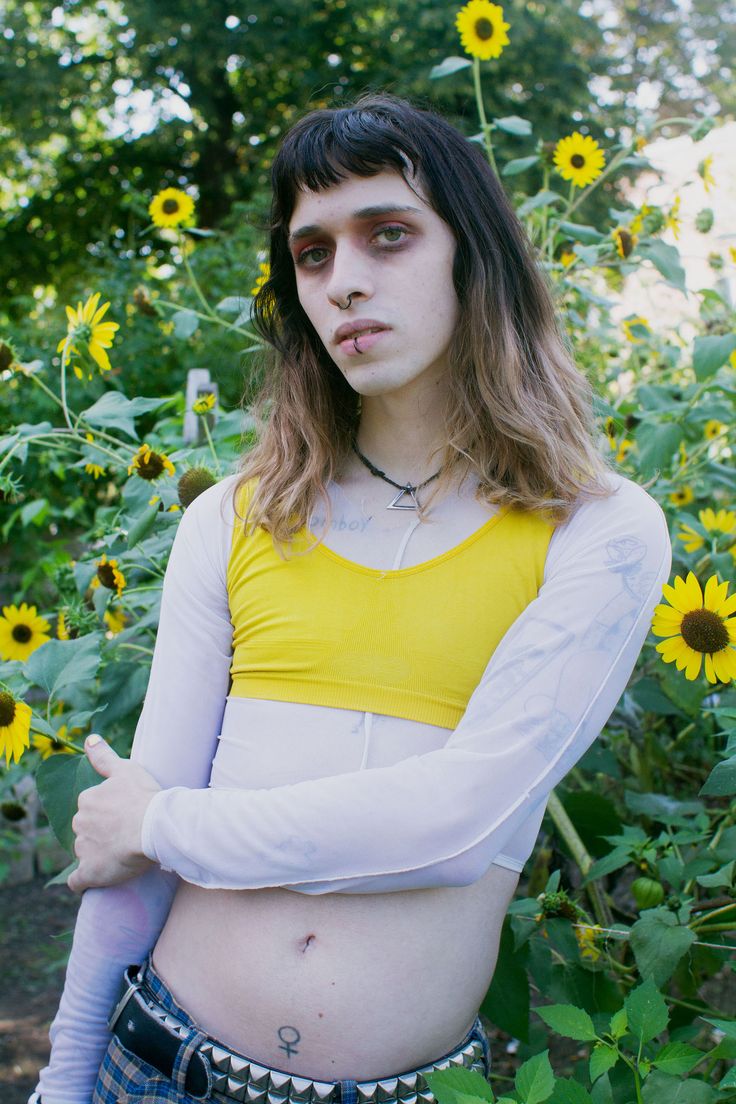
top-left (93, 953), bottom-right (492, 1103)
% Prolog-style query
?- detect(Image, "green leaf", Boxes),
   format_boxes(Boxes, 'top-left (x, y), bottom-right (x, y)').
top-left (718, 1067), bottom-right (736, 1090)
top-left (127, 501), bottom-right (161, 549)
top-left (624, 790), bottom-right (703, 824)
top-left (515, 1051), bottom-right (555, 1104)
top-left (494, 115), bottom-right (533, 136)
top-left (423, 1068), bottom-right (494, 1104)
top-left (429, 56), bottom-right (472, 79)
top-left (82, 391), bottom-right (170, 440)
top-left (45, 859), bottom-right (78, 887)
top-left (517, 190), bottom-right (565, 217)
top-left (557, 221), bottom-right (605, 244)
top-left (547, 1082), bottom-right (594, 1104)
top-left (700, 1016), bottom-right (736, 1039)
top-left (609, 1009), bottom-right (627, 1039)
top-left (583, 847), bottom-right (631, 884)
top-left (35, 753), bottom-right (105, 853)
top-left (691, 333), bottom-right (736, 382)
top-left (637, 239), bottom-right (686, 292)
top-left (623, 979), bottom-right (669, 1045)
top-left (215, 295), bottom-right (251, 314)
top-left (502, 156), bottom-right (540, 176)
top-left (700, 755), bottom-right (736, 796)
top-left (696, 860), bottom-right (734, 888)
top-left (481, 919), bottom-right (530, 1041)
top-left (635, 421), bottom-right (683, 478)
top-left (630, 910), bottom-right (695, 986)
top-left (536, 1005), bottom-right (597, 1042)
top-left (641, 1071), bottom-right (716, 1103)
top-left (24, 634), bottom-right (103, 700)
top-left (172, 308), bottom-right (200, 339)
top-left (589, 1044), bottom-right (619, 1083)
top-left (652, 1042), bottom-right (703, 1075)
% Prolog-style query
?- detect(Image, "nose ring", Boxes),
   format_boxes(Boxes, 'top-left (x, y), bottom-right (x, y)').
top-left (336, 293), bottom-right (355, 311)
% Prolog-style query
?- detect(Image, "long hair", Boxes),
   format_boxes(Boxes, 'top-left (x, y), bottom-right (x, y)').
top-left (232, 92), bottom-right (617, 551)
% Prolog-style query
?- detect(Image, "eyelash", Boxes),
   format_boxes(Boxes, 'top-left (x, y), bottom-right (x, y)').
top-left (295, 225), bottom-right (410, 268)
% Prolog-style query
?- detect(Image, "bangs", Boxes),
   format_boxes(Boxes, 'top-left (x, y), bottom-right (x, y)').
top-left (271, 106), bottom-right (423, 211)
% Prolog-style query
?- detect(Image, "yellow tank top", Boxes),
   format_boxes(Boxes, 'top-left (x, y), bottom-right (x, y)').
top-left (227, 480), bottom-right (555, 729)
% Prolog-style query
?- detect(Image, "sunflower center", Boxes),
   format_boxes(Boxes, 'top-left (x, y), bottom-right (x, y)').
top-left (162, 199), bottom-right (181, 214)
top-left (0, 692), bottom-right (16, 727)
top-left (474, 17), bottom-right (494, 39)
top-left (571, 154), bottom-right (586, 168)
top-left (97, 563), bottom-right (118, 589)
top-left (12, 623), bottom-right (33, 643)
top-left (680, 609), bottom-right (729, 654)
top-left (136, 451), bottom-right (165, 479)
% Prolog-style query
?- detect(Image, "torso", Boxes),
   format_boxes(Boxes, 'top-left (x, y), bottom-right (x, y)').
top-left (152, 467), bottom-right (521, 1080)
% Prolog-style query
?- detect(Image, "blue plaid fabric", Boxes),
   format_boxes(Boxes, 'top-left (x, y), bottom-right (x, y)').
top-left (93, 952), bottom-right (491, 1103)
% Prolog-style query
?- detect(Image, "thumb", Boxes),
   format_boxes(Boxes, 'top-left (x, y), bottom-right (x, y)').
top-left (84, 733), bottom-right (119, 777)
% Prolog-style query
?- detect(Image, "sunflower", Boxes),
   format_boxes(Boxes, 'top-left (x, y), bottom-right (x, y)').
top-left (103, 606), bottom-right (128, 635)
top-left (668, 486), bottom-right (694, 508)
top-left (128, 443), bottom-right (176, 481)
top-left (652, 572), bottom-right (736, 684)
top-left (85, 462), bottom-right (105, 479)
top-left (455, 0), bottom-right (510, 60)
top-left (149, 187), bottom-right (195, 229)
top-left (678, 508), bottom-right (736, 554)
top-left (0, 691), bottom-right (31, 766)
top-left (192, 392), bottom-right (217, 416)
top-left (574, 923), bottom-right (603, 962)
top-left (553, 132), bottom-right (605, 189)
top-left (559, 249), bottom-right (577, 267)
top-left (91, 554), bottom-right (126, 597)
top-left (251, 262), bottom-right (271, 297)
top-left (0, 603), bottom-right (51, 662)
top-left (57, 292), bottom-right (119, 374)
top-left (612, 226), bottom-right (637, 259)
top-left (622, 315), bottom-right (650, 344)
top-left (32, 724), bottom-right (77, 760)
top-left (704, 419), bottom-right (724, 441)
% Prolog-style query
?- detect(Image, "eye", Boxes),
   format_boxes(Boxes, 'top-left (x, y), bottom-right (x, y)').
top-left (296, 245), bottom-right (330, 268)
top-left (376, 225), bottom-right (408, 245)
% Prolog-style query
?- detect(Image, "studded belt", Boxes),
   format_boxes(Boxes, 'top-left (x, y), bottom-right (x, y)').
top-left (108, 964), bottom-right (488, 1104)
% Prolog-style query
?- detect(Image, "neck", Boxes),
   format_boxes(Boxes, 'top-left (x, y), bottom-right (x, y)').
top-left (354, 402), bottom-right (448, 486)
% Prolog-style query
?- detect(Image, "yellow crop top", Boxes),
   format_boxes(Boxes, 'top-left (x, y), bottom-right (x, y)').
top-left (227, 480), bottom-right (556, 729)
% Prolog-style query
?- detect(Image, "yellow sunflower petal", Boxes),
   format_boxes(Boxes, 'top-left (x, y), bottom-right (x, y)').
top-left (89, 343), bottom-right (112, 372)
top-left (712, 648), bottom-right (736, 683)
top-left (703, 575), bottom-right (729, 612)
top-left (684, 649), bottom-right (703, 680)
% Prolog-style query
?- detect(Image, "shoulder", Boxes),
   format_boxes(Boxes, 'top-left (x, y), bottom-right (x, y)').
top-left (172, 471), bottom-right (244, 582)
top-left (546, 471), bottom-right (672, 580)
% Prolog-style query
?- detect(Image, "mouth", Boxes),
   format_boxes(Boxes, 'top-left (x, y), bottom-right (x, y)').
top-left (333, 320), bottom-right (391, 345)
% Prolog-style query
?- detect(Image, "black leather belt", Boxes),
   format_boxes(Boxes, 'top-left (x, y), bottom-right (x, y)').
top-left (108, 964), bottom-right (211, 1098)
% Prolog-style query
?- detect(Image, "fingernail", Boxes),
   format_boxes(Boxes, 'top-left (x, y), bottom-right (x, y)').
top-left (86, 734), bottom-right (102, 748)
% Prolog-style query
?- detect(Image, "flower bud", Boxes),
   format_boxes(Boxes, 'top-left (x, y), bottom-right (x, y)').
top-left (177, 466), bottom-right (217, 508)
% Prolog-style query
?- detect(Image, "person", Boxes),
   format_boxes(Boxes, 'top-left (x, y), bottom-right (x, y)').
top-left (30, 93), bottom-right (672, 1104)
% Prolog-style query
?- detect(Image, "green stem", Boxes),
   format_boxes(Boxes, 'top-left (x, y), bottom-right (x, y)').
top-left (116, 642), bottom-right (155, 657)
top-left (200, 417), bottom-right (222, 475)
top-left (472, 58), bottom-right (497, 173)
top-left (547, 790), bottom-right (612, 927)
top-left (155, 297), bottom-right (261, 342)
top-left (58, 336), bottom-right (75, 431)
top-left (180, 242), bottom-right (214, 317)
top-left (691, 901), bottom-right (736, 930)
top-left (690, 923), bottom-right (736, 935)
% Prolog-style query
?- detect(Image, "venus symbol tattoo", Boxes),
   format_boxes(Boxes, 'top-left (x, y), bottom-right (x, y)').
top-left (277, 1025), bottom-right (301, 1057)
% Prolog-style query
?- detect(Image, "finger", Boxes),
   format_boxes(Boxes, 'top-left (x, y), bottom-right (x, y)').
top-left (84, 733), bottom-right (120, 778)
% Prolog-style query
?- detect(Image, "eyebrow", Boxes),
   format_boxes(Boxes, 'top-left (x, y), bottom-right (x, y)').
top-left (287, 204), bottom-right (424, 247)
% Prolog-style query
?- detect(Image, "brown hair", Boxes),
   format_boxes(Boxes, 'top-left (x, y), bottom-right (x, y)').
top-left (232, 92), bottom-right (617, 552)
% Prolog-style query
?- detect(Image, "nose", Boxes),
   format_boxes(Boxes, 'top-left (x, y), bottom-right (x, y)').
top-left (325, 241), bottom-right (374, 309)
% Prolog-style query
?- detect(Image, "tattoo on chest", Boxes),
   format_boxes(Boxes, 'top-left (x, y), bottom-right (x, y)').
top-left (310, 513), bottom-right (372, 533)
top-left (277, 1025), bottom-right (301, 1057)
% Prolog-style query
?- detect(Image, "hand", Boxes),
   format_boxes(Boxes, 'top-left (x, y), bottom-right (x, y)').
top-left (67, 734), bottom-right (162, 894)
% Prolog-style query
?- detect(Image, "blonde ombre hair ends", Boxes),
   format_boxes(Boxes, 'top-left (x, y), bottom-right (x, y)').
top-left (232, 94), bottom-right (617, 553)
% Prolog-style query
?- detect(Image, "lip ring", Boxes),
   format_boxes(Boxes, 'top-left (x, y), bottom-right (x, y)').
top-left (334, 319), bottom-right (390, 345)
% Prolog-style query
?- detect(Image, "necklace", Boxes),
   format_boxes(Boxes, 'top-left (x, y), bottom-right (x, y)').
top-left (351, 440), bottom-right (444, 510)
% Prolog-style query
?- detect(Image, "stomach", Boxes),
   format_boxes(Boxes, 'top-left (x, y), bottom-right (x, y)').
top-left (151, 696), bottom-right (520, 1081)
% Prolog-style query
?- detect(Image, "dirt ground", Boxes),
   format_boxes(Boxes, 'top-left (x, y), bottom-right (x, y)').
top-left (0, 876), bottom-right (527, 1103)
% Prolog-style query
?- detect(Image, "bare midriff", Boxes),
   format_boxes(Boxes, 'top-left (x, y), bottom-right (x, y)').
top-left (153, 469), bottom-right (521, 1081)
top-left (152, 826), bottom-right (517, 1081)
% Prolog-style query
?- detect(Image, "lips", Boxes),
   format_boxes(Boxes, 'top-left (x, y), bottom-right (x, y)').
top-left (333, 319), bottom-right (390, 345)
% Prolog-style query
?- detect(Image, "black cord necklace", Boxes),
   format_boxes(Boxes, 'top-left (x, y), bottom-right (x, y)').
top-left (351, 440), bottom-right (444, 510)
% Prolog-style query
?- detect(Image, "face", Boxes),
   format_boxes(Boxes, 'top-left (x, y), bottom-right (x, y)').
top-left (287, 169), bottom-right (459, 404)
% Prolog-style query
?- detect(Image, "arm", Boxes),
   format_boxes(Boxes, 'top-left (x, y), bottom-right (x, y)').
top-left (32, 476), bottom-right (236, 1104)
top-left (140, 474), bottom-right (672, 894)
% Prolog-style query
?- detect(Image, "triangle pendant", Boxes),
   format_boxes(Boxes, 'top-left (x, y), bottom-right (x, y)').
top-left (387, 485), bottom-right (420, 510)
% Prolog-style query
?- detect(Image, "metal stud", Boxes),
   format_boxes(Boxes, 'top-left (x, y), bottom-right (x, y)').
top-left (226, 1078), bottom-right (248, 1102)
top-left (311, 1081), bottom-right (336, 1102)
top-left (269, 1071), bottom-right (292, 1092)
top-left (401, 1094), bottom-right (418, 1104)
top-left (398, 1073), bottom-right (418, 1093)
top-left (417, 1092), bottom-right (435, 1104)
top-left (246, 1086), bottom-right (268, 1104)
top-left (290, 1077), bottom-right (314, 1096)
top-left (375, 1079), bottom-right (399, 1100)
top-left (230, 1056), bottom-right (251, 1077)
top-left (266, 1091), bottom-right (289, 1104)
top-left (249, 1062), bottom-right (272, 1088)
top-left (212, 1071), bottom-right (230, 1092)
top-left (289, 1083), bottom-right (314, 1103)
top-left (211, 1045), bottom-right (233, 1073)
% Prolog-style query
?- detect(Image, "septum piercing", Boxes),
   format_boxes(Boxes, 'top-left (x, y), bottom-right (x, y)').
top-left (337, 294), bottom-right (354, 311)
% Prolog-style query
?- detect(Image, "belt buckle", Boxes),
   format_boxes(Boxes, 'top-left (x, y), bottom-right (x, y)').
top-left (107, 964), bottom-right (143, 1033)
